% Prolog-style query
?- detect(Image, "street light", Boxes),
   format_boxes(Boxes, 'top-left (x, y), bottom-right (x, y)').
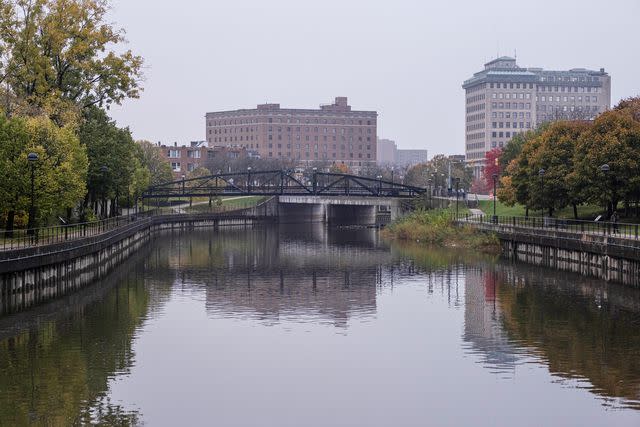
top-left (247, 166), bottom-right (252, 193)
top-left (312, 167), bottom-right (318, 194)
top-left (455, 177), bottom-right (460, 219)
top-left (539, 168), bottom-right (545, 219)
top-left (26, 152), bottom-right (39, 234)
top-left (100, 165), bottom-right (109, 218)
top-left (492, 173), bottom-right (498, 223)
top-left (391, 166), bottom-right (395, 184)
top-left (377, 175), bottom-right (383, 195)
top-left (600, 164), bottom-right (610, 218)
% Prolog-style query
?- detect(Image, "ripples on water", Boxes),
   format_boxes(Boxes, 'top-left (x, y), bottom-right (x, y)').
top-left (0, 224), bottom-right (639, 426)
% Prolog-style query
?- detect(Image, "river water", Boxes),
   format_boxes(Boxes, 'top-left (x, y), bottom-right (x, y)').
top-left (1, 225), bottom-right (639, 426)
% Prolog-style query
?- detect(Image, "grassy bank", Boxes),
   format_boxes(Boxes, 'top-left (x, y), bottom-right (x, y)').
top-left (382, 209), bottom-right (500, 252)
top-left (477, 200), bottom-right (604, 220)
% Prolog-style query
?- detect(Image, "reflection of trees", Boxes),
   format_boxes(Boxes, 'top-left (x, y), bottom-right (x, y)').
top-left (496, 264), bottom-right (640, 408)
top-left (0, 252), bottom-right (155, 425)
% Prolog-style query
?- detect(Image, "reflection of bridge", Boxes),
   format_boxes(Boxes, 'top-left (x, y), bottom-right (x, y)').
top-left (144, 171), bottom-right (426, 224)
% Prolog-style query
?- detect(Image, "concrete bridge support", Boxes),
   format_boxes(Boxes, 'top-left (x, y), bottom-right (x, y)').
top-left (277, 195), bottom-right (405, 226)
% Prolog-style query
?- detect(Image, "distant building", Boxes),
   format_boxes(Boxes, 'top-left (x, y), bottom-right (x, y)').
top-left (462, 56), bottom-right (611, 177)
top-left (396, 149), bottom-right (428, 168)
top-left (158, 141), bottom-right (255, 178)
top-left (376, 138), bottom-right (397, 165)
top-left (205, 97), bottom-right (377, 172)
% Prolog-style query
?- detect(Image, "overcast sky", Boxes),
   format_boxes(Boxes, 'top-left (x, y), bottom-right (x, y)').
top-left (108, 0), bottom-right (640, 155)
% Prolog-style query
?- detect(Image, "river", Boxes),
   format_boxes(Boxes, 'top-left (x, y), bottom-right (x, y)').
top-left (1, 224), bottom-right (639, 426)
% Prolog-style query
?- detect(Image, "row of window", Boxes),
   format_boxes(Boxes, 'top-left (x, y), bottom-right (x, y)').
top-left (537, 86), bottom-right (601, 93)
top-left (492, 121), bottom-right (531, 129)
top-left (492, 112), bottom-right (531, 119)
top-left (466, 113), bottom-right (485, 123)
top-left (466, 142), bottom-right (485, 150)
top-left (207, 117), bottom-right (375, 126)
top-left (492, 131), bottom-right (523, 139)
top-left (466, 132), bottom-right (484, 141)
top-left (466, 103), bottom-right (485, 113)
top-left (539, 76), bottom-right (601, 83)
top-left (491, 92), bottom-right (532, 100)
top-left (538, 95), bottom-right (598, 103)
top-left (267, 152), bottom-right (372, 159)
top-left (491, 102), bottom-right (531, 110)
top-left (466, 93), bottom-right (485, 104)
top-left (267, 143), bottom-right (372, 151)
top-left (167, 150), bottom-right (202, 159)
top-left (466, 123), bottom-right (485, 132)
top-left (538, 105), bottom-right (600, 112)
top-left (170, 162), bottom-right (198, 172)
top-left (490, 83), bottom-right (535, 89)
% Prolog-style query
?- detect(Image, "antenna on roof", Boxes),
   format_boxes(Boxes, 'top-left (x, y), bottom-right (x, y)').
top-left (514, 48), bottom-right (517, 61)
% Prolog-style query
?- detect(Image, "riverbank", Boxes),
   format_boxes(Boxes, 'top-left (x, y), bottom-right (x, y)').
top-left (381, 209), bottom-right (500, 252)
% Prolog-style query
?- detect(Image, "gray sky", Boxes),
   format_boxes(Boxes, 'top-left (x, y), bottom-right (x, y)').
top-left (108, 0), bottom-right (640, 155)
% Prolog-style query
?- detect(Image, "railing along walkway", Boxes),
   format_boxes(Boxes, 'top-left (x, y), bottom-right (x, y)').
top-left (458, 213), bottom-right (640, 242)
top-left (0, 204), bottom-right (264, 253)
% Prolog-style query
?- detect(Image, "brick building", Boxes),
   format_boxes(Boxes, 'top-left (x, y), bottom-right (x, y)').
top-left (158, 141), bottom-right (255, 178)
top-left (205, 97), bottom-right (377, 172)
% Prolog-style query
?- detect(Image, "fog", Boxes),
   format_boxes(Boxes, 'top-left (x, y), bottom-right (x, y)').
top-left (108, 0), bottom-right (640, 155)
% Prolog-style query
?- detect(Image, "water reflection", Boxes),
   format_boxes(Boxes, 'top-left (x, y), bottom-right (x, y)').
top-left (0, 225), bottom-right (639, 425)
top-left (0, 247), bottom-right (154, 425)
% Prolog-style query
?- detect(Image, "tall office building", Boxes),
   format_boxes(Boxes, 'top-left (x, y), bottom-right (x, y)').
top-left (205, 97), bottom-right (377, 172)
top-left (462, 57), bottom-right (611, 176)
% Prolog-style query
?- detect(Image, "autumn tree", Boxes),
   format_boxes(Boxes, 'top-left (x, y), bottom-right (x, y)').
top-left (573, 109), bottom-right (640, 218)
top-left (0, 0), bottom-right (143, 124)
top-left (0, 113), bottom-right (87, 234)
top-left (136, 141), bottom-right (173, 186)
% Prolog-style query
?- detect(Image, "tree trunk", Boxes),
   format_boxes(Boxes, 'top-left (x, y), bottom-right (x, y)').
top-left (572, 203), bottom-right (578, 220)
top-left (525, 207), bottom-right (529, 218)
top-left (4, 210), bottom-right (15, 238)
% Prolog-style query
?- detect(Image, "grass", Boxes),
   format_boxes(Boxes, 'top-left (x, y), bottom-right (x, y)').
top-left (477, 200), bottom-right (605, 220)
top-left (382, 209), bottom-right (500, 252)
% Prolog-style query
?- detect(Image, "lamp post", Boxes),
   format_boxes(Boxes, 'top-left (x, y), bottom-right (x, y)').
top-left (247, 166), bottom-right (252, 194)
top-left (492, 173), bottom-right (498, 223)
top-left (312, 167), bottom-right (318, 194)
top-left (26, 152), bottom-right (39, 235)
top-left (100, 165), bottom-right (109, 219)
top-left (391, 166), bottom-right (395, 184)
top-left (428, 178), bottom-right (433, 208)
top-left (377, 175), bottom-right (383, 195)
top-left (455, 177), bottom-right (460, 219)
top-left (538, 168), bottom-right (545, 219)
top-left (600, 163), bottom-right (610, 218)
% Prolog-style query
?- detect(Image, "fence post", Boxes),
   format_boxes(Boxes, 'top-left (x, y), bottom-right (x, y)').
top-left (635, 224), bottom-right (638, 240)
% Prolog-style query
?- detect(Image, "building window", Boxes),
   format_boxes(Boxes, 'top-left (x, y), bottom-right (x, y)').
top-left (171, 162), bottom-right (181, 171)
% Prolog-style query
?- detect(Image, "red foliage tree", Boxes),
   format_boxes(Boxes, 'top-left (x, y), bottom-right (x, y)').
top-left (483, 148), bottom-right (503, 191)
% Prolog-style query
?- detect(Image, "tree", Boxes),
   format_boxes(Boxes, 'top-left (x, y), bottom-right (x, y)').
top-left (0, 113), bottom-right (87, 234)
top-left (483, 148), bottom-right (502, 191)
top-left (0, 0), bottom-right (143, 124)
top-left (573, 109), bottom-right (640, 218)
top-left (79, 107), bottom-right (138, 218)
top-left (136, 141), bottom-right (173, 186)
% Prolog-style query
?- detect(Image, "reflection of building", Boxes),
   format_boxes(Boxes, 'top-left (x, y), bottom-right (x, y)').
top-left (206, 97), bottom-right (377, 172)
top-left (463, 56), bottom-right (611, 176)
top-left (158, 227), bottom-right (392, 327)
top-left (463, 267), bottom-right (518, 372)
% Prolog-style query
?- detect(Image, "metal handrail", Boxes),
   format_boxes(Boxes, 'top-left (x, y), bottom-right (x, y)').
top-left (0, 199), bottom-right (269, 252)
top-left (455, 212), bottom-right (640, 241)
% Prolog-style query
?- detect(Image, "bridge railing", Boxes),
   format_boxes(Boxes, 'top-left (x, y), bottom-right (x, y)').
top-left (457, 213), bottom-right (640, 240)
